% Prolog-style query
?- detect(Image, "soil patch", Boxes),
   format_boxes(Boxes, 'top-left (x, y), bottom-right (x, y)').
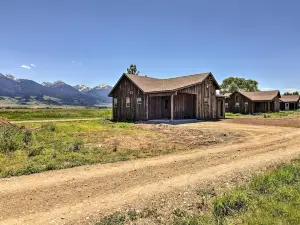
top-left (0, 118), bottom-right (13, 127)
top-left (226, 117), bottom-right (300, 128)
top-left (84, 124), bottom-right (246, 152)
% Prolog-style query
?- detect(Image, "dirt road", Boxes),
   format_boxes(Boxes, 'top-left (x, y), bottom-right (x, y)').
top-left (1, 122), bottom-right (300, 224)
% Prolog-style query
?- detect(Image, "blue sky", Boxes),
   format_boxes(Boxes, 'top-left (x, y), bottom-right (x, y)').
top-left (0, 0), bottom-right (299, 92)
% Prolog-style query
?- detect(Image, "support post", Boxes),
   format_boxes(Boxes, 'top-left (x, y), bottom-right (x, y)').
top-left (171, 94), bottom-right (174, 120)
top-left (146, 95), bottom-right (149, 120)
top-left (268, 102), bottom-right (270, 112)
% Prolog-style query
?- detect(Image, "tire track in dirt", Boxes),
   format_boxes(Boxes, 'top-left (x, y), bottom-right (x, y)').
top-left (1, 123), bottom-right (300, 224)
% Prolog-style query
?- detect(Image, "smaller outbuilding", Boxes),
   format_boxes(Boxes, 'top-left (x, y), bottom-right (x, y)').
top-left (280, 95), bottom-right (300, 110)
top-left (225, 90), bottom-right (281, 114)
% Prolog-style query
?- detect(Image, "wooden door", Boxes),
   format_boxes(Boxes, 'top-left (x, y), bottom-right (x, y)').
top-left (161, 97), bottom-right (171, 119)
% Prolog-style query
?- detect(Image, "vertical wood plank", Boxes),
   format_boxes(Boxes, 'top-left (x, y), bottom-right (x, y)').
top-left (146, 94), bottom-right (149, 120)
top-left (171, 95), bottom-right (174, 120)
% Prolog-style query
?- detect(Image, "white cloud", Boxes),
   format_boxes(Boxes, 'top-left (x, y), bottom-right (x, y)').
top-left (260, 86), bottom-right (274, 91)
top-left (30, 64), bottom-right (36, 67)
top-left (284, 88), bottom-right (298, 93)
top-left (21, 65), bottom-right (31, 70)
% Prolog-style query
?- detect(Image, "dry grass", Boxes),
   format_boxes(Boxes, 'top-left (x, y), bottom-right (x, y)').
top-left (83, 123), bottom-right (245, 152)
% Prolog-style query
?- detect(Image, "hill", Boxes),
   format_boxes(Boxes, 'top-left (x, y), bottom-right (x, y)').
top-left (0, 73), bottom-right (112, 107)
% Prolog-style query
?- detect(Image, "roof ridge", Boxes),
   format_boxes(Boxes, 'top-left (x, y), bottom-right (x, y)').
top-left (126, 72), bottom-right (210, 81)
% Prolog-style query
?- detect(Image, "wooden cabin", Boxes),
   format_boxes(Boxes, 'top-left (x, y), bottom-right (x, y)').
top-left (108, 72), bottom-right (225, 121)
top-left (280, 95), bottom-right (300, 110)
top-left (226, 90), bottom-right (281, 114)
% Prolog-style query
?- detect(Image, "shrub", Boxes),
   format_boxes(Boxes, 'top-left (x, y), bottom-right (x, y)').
top-left (23, 130), bottom-right (33, 146)
top-left (213, 190), bottom-right (249, 217)
top-left (27, 146), bottom-right (43, 157)
top-left (42, 122), bottom-right (56, 132)
top-left (0, 127), bottom-right (24, 154)
top-left (95, 212), bottom-right (126, 225)
top-left (68, 139), bottom-right (84, 152)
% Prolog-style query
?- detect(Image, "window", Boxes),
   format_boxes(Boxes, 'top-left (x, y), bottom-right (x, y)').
top-left (129, 90), bottom-right (133, 95)
top-left (164, 99), bottom-right (169, 109)
top-left (225, 103), bottom-right (229, 108)
top-left (137, 97), bottom-right (142, 104)
top-left (204, 97), bottom-right (209, 104)
top-left (245, 102), bottom-right (248, 106)
top-left (235, 102), bottom-right (240, 107)
top-left (126, 97), bottom-right (130, 108)
top-left (235, 95), bottom-right (239, 103)
top-left (113, 98), bottom-right (118, 107)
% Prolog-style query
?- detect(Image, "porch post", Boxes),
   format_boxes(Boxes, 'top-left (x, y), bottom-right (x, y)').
top-left (171, 94), bottom-right (174, 120)
top-left (268, 102), bottom-right (270, 112)
top-left (146, 95), bottom-right (149, 120)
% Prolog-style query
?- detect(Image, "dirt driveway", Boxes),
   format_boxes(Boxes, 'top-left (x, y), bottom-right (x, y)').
top-left (1, 121), bottom-right (300, 224)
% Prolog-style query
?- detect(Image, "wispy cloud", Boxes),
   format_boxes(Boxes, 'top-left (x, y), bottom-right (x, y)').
top-left (284, 88), bottom-right (298, 93)
top-left (71, 61), bottom-right (75, 63)
top-left (260, 87), bottom-right (273, 91)
top-left (30, 64), bottom-right (36, 67)
top-left (20, 65), bottom-right (31, 70)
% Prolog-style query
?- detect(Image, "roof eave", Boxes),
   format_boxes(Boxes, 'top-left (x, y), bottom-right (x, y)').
top-left (108, 73), bottom-right (145, 97)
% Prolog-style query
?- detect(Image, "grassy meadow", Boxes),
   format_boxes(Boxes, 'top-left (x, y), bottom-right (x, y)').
top-left (0, 119), bottom-right (190, 177)
top-left (0, 108), bottom-right (111, 121)
top-left (96, 159), bottom-right (300, 225)
top-left (0, 120), bottom-right (139, 177)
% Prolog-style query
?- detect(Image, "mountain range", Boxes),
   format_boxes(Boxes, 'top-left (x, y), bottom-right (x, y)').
top-left (0, 73), bottom-right (112, 106)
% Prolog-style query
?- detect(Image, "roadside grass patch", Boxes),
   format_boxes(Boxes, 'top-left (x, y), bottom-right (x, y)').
top-left (0, 120), bottom-right (184, 177)
top-left (95, 212), bottom-right (126, 225)
top-left (98, 160), bottom-right (300, 225)
top-left (225, 112), bottom-right (243, 118)
top-left (170, 161), bottom-right (300, 225)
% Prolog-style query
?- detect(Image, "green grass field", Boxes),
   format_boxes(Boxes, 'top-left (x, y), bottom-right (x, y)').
top-left (0, 120), bottom-right (135, 177)
top-left (0, 119), bottom-right (188, 178)
top-left (0, 108), bottom-right (112, 121)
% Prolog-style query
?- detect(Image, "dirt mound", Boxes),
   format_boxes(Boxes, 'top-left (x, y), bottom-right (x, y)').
top-left (0, 118), bottom-right (13, 127)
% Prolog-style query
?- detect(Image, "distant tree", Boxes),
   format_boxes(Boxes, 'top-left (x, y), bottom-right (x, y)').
top-left (284, 91), bottom-right (299, 95)
top-left (126, 64), bottom-right (139, 75)
top-left (228, 82), bottom-right (239, 93)
top-left (220, 77), bottom-right (259, 93)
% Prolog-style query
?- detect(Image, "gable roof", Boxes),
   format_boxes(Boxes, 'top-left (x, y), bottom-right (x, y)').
top-left (236, 90), bottom-right (281, 101)
top-left (109, 72), bottom-right (220, 96)
top-left (280, 95), bottom-right (300, 102)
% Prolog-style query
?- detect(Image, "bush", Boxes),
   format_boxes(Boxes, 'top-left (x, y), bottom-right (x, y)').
top-left (27, 146), bottom-right (43, 157)
top-left (95, 212), bottom-right (126, 225)
top-left (68, 139), bottom-right (84, 152)
top-left (0, 127), bottom-right (25, 154)
top-left (41, 122), bottom-right (56, 132)
top-left (213, 190), bottom-right (249, 217)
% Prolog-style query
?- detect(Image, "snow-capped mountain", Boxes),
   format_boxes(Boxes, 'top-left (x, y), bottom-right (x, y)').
top-left (0, 74), bottom-right (19, 81)
top-left (74, 85), bottom-right (91, 92)
top-left (73, 84), bottom-right (112, 102)
top-left (42, 81), bottom-right (67, 88)
top-left (0, 73), bottom-right (112, 106)
top-left (93, 84), bottom-right (112, 90)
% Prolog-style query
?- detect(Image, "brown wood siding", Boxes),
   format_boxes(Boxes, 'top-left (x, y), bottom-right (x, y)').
top-left (173, 93), bottom-right (196, 119)
top-left (227, 92), bottom-right (280, 114)
top-left (178, 76), bottom-right (219, 119)
top-left (227, 92), bottom-right (254, 114)
top-left (148, 96), bottom-right (171, 120)
top-left (111, 76), bottom-right (146, 121)
top-left (111, 74), bottom-right (222, 121)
